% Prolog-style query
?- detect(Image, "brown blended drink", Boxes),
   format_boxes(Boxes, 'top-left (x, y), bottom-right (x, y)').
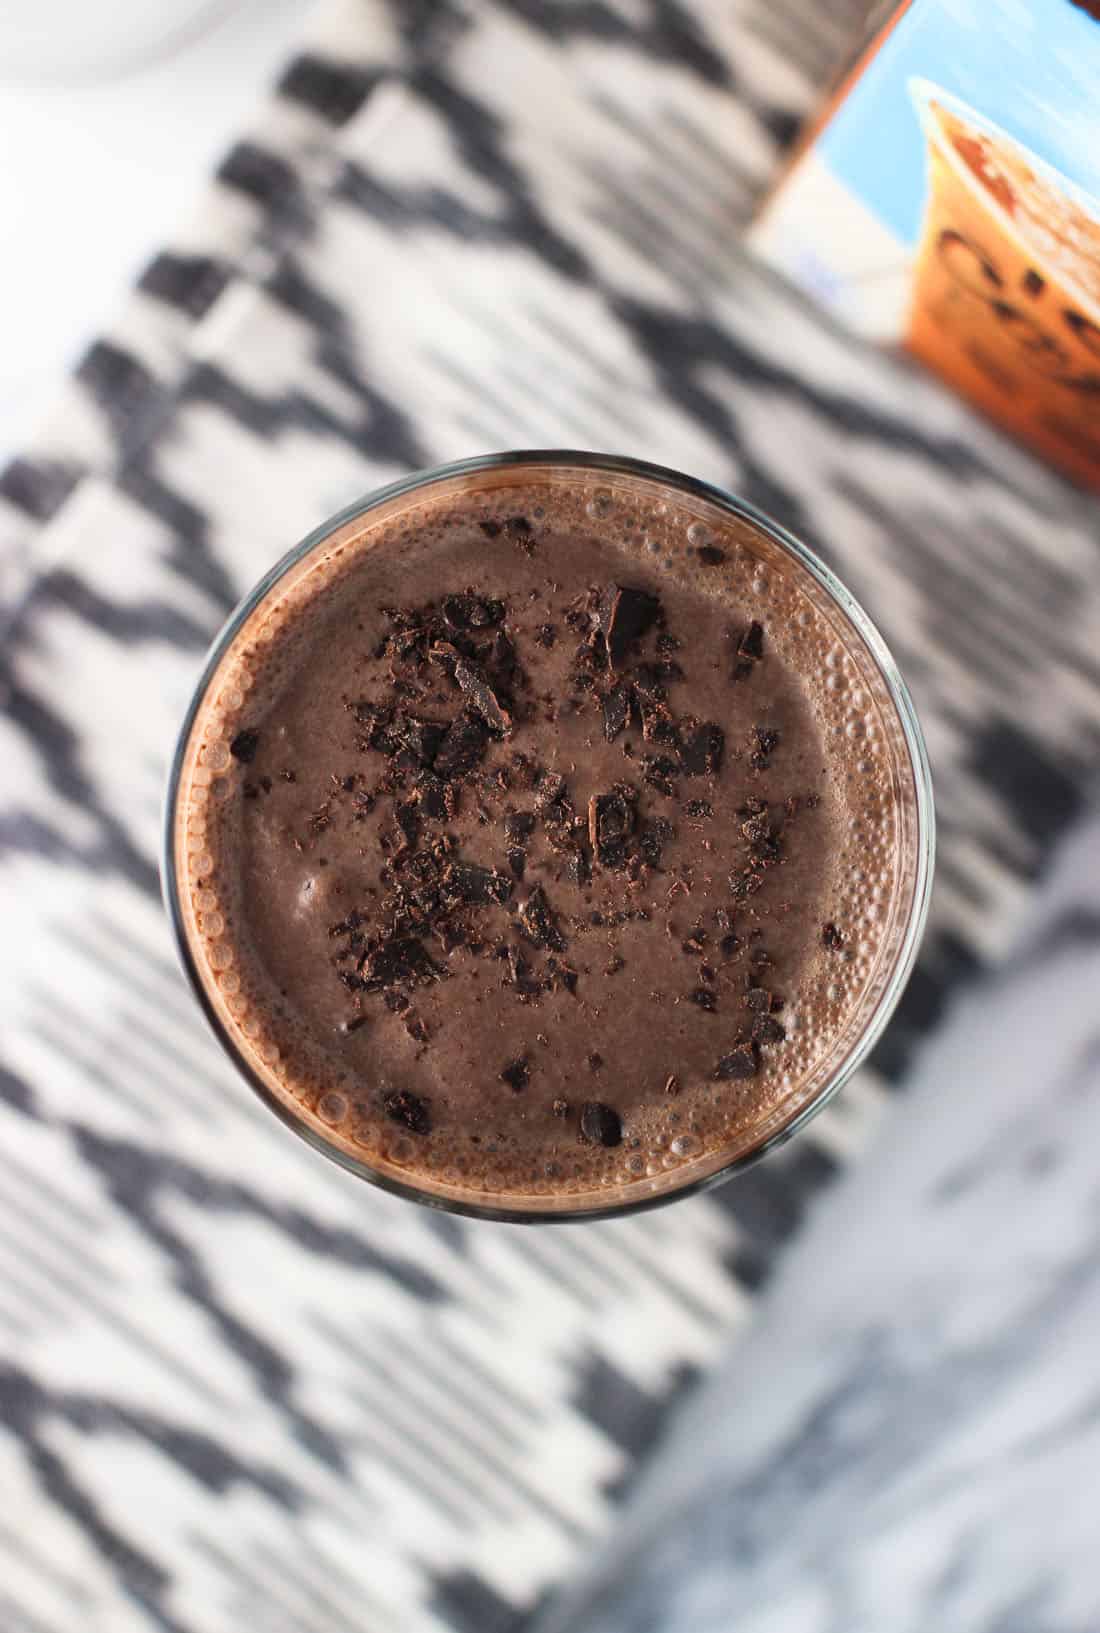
top-left (164, 454), bottom-right (931, 1220)
top-left (907, 80), bottom-right (1100, 486)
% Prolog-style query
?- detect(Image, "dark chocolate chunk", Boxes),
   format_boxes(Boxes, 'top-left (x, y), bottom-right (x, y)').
top-left (714, 1046), bottom-right (758, 1081)
top-left (688, 987), bottom-right (717, 1012)
top-left (443, 861), bottom-right (513, 907)
top-left (442, 593), bottom-right (503, 631)
top-left (534, 771), bottom-right (565, 811)
top-left (685, 799), bottom-right (712, 818)
top-left (479, 519), bottom-right (502, 538)
top-left (499, 1056), bottom-right (530, 1092)
top-left (589, 789), bottom-right (636, 868)
top-left (823, 922), bottom-right (844, 950)
top-left (602, 684), bottom-right (632, 743)
top-left (507, 847), bottom-right (527, 879)
top-left (637, 815), bottom-right (674, 869)
top-left (535, 623), bottom-right (557, 648)
top-left (454, 659), bottom-right (512, 735)
top-left (416, 775), bottom-right (453, 821)
top-left (697, 544), bottom-right (726, 566)
top-left (383, 1088), bottom-right (431, 1135)
top-left (504, 810), bottom-right (536, 843)
top-left (642, 755), bottom-right (679, 798)
top-left (752, 1013), bottom-right (787, 1045)
top-left (384, 990), bottom-right (410, 1013)
top-left (518, 884), bottom-right (566, 951)
top-left (678, 721), bottom-right (724, 777)
top-left (579, 1101), bottom-right (623, 1147)
top-left (751, 724), bottom-right (780, 770)
top-left (361, 935), bottom-right (441, 990)
top-left (597, 584), bottom-right (660, 668)
top-left (229, 727), bottom-right (260, 764)
top-left (433, 713), bottom-right (489, 779)
top-left (340, 1015), bottom-right (368, 1035)
top-left (737, 621), bottom-right (765, 661)
top-left (393, 714), bottom-right (447, 767)
top-left (564, 849), bottom-right (591, 888)
top-left (394, 799), bottom-right (421, 850)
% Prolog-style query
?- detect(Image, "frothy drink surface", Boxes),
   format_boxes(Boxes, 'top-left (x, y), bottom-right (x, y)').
top-left (175, 468), bottom-right (918, 1212)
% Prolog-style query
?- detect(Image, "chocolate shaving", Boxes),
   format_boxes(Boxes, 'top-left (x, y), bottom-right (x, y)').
top-left (688, 987), bottom-right (717, 1012)
top-left (602, 684), bottom-right (632, 743)
top-left (597, 584), bottom-right (660, 668)
top-left (697, 545), bottom-right (726, 565)
top-left (752, 1013), bottom-right (786, 1044)
top-left (714, 1046), bottom-right (758, 1081)
top-left (579, 1101), bottom-right (623, 1147)
top-left (499, 1056), bottom-right (530, 1092)
top-left (743, 987), bottom-right (771, 1012)
top-left (588, 789), bottom-right (636, 868)
top-left (453, 659), bottom-right (512, 735)
top-left (678, 721), bottom-right (724, 777)
top-left (361, 935), bottom-right (441, 990)
top-left (383, 1089), bottom-right (431, 1135)
top-left (507, 847), bottom-right (527, 879)
top-left (517, 884), bottom-right (566, 951)
top-left (823, 922), bottom-right (844, 950)
top-left (394, 800), bottom-right (420, 851)
top-left (442, 861), bottom-right (513, 907)
top-left (552, 1098), bottom-right (569, 1118)
top-left (504, 810), bottom-right (535, 843)
top-left (229, 728), bottom-right (260, 763)
top-left (738, 621), bottom-right (765, 661)
top-left (433, 713), bottom-right (489, 780)
top-left (442, 594), bottom-right (503, 631)
top-left (642, 755), bottom-right (679, 798)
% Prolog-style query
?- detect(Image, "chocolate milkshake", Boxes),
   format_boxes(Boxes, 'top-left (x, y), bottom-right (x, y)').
top-left (167, 455), bottom-right (930, 1218)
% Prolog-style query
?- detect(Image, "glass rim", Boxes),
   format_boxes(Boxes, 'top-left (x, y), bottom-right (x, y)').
top-left (163, 450), bottom-right (936, 1224)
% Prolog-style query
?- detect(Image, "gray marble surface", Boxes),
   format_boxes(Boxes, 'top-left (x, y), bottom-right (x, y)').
top-left (539, 810), bottom-right (1100, 1633)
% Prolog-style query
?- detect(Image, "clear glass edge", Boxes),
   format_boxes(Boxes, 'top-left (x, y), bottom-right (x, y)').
top-left (161, 450), bottom-right (936, 1225)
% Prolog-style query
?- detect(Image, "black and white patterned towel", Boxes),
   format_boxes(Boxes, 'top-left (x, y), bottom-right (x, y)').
top-left (1, 3), bottom-right (1098, 1630)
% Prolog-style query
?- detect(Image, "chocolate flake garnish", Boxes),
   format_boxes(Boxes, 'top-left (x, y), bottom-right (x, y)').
top-left (535, 623), bottom-right (557, 648)
top-left (564, 849), bottom-right (591, 888)
top-left (340, 1015), bottom-right (368, 1034)
top-left (453, 659), bottom-right (512, 736)
top-left (597, 584), bottom-right (660, 668)
top-left (743, 987), bottom-right (771, 1011)
top-left (383, 1088), bottom-right (431, 1135)
top-left (602, 684), bottom-right (632, 743)
top-left (729, 868), bottom-right (764, 899)
top-left (500, 1056), bottom-right (530, 1092)
top-left (394, 799), bottom-right (420, 850)
top-left (738, 621), bottom-right (765, 661)
top-left (507, 847), bottom-right (527, 879)
top-left (442, 593), bottom-right (503, 631)
top-left (682, 926), bottom-right (708, 955)
top-left (664, 1074), bottom-right (680, 1096)
top-left (517, 884), bottom-right (566, 951)
top-left (229, 727), bottom-right (260, 764)
top-left (751, 725), bottom-right (780, 771)
top-left (823, 922), bottom-right (844, 950)
top-left (433, 713), bottom-right (489, 780)
top-left (642, 755), bottom-right (679, 798)
top-left (688, 987), bottom-right (717, 1012)
top-left (678, 721), bottom-right (724, 777)
top-left (752, 1014), bottom-right (787, 1045)
top-left (552, 1098), bottom-right (569, 1118)
top-left (361, 935), bottom-right (441, 990)
top-left (714, 1046), bottom-right (758, 1081)
top-left (504, 810), bottom-right (536, 843)
top-left (579, 1101), bottom-right (623, 1147)
top-left (442, 861), bottom-right (513, 907)
top-left (685, 799), bottom-right (712, 818)
top-left (589, 789), bottom-right (636, 868)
